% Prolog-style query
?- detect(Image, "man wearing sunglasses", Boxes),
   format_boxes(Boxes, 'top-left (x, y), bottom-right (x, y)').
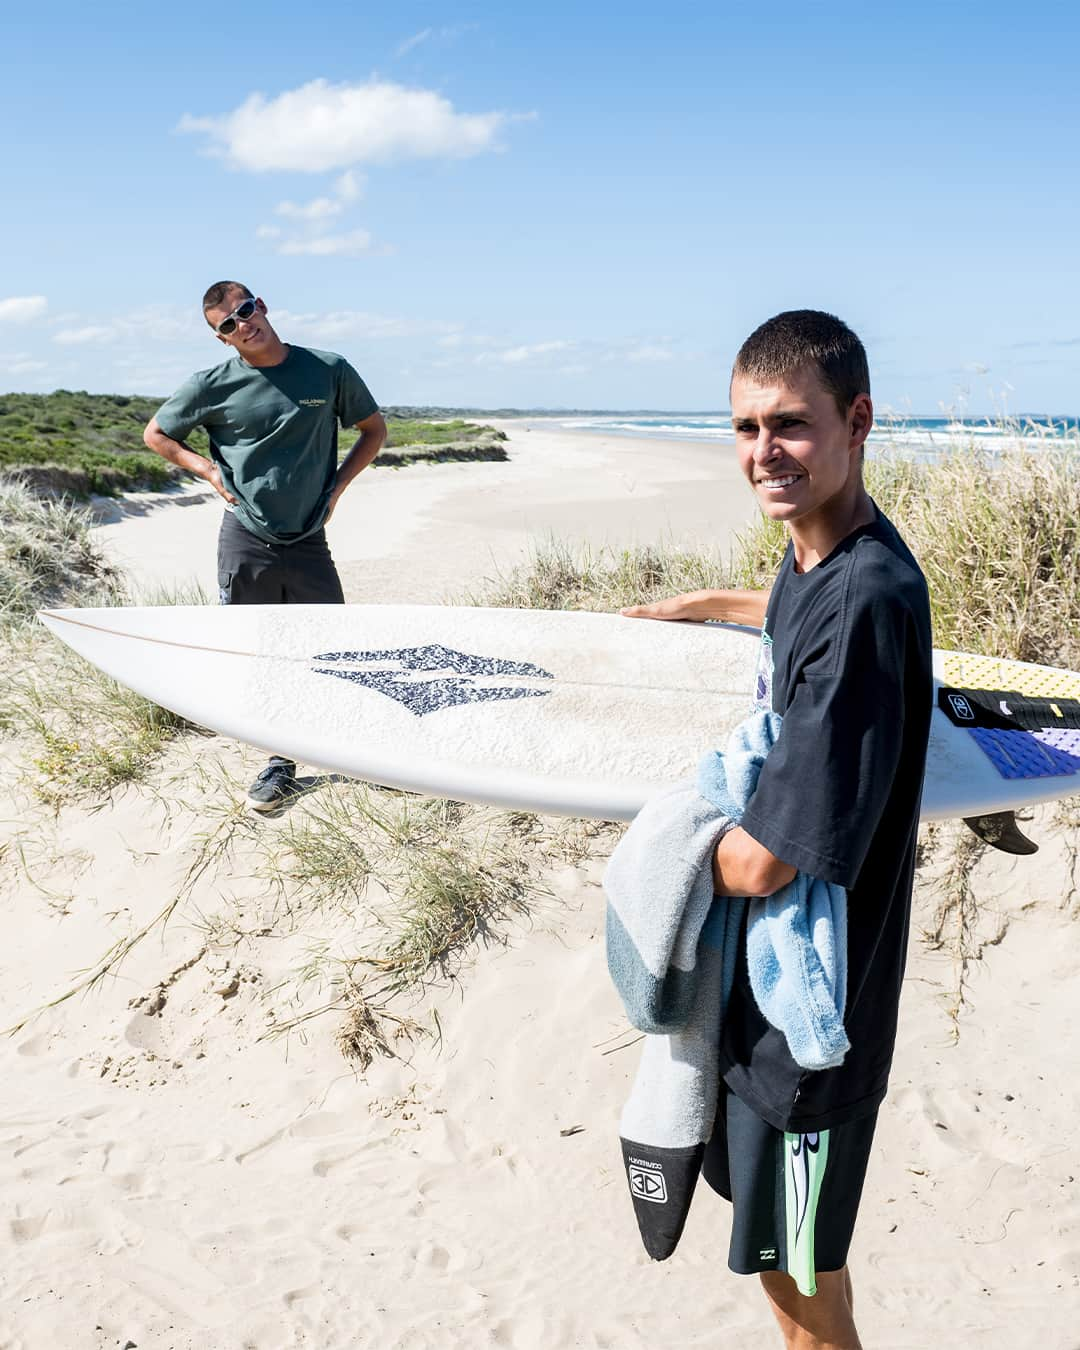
top-left (143, 281), bottom-right (387, 810)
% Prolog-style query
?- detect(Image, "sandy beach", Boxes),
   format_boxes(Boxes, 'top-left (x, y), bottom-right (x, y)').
top-left (88, 421), bottom-right (758, 605)
top-left (2, 421), bottom-right (1079, 1349)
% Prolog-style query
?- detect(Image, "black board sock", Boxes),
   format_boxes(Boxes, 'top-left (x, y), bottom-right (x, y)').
top-left (619, 1137), bottom-right (706, 1261)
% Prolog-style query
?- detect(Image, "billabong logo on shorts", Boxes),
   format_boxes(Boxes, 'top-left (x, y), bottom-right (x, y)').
top-left (310, 644), bottom-right (554, 716)
top-left (628, 1165), bottom-right (668, 1204)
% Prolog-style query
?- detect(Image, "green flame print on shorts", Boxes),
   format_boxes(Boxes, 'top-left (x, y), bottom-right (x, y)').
top-left (784, 1129), bottom-right (830, 1297)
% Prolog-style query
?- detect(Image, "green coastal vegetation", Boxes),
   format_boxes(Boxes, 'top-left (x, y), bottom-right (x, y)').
top-left (373, 414), bottom-right (508, 467)
top-left (1, 438), bottom-right (1078, 1052)
top-left (0, 391), bottom-right (507, 497)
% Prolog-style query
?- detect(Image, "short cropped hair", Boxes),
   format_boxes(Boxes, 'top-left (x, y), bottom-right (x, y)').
top-left (732, 310), bottom-right (870, 417)
top-left (202, 280), bottom-right (253, 313)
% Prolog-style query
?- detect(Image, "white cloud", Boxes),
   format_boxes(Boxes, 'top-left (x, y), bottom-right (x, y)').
top-left (53, 325), bottom-right (116, 345)
top-left (626, 344), bottom-right (676, 364)
top-left (275, 195), bottom-right (343, 221)
top-left (179, 78), bottom-right (511, 173)
top-left (277, 229), bottom-right (375, 257)
top-left (335, 169), bottom-right (363, 201)
top-left (477, 340), bottom-right (576, 366)
top-left (395, 24), bottom-right (476, 58)
top-left (396, 27), bottom-right (432, 57)
top-left (273, 309), bottom-right (459, 342)
top-left (255, 224), bottom-right (282, 239)
top-left (0, 295), bottom-right (48, 323)
top-left (436, 331), bottom-right (495, 349)
top-left (2, 357), bottom-right (48, 374)
top-left (273, 170), bottom-right (364, 223)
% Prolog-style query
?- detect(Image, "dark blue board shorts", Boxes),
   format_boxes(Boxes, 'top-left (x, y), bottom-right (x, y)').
top-left (217, 509), bottom-right (344, 606)
top-left (702, 1086), bottom-right (878, 1296)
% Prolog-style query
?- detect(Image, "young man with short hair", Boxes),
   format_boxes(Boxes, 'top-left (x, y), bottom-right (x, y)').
top-left (625, 310), bottom-right (932, 1349)
top-left (144, 282), bottom-right (386, 809)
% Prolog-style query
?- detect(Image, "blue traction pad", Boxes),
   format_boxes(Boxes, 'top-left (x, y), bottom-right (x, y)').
top-left (969, 727), bottom-right (1080, 780)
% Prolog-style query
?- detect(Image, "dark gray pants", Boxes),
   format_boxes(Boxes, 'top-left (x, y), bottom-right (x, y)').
top-left (218, 511), bottom-right (344, 773)
top-left (217, 510), bottom-right (345, 605)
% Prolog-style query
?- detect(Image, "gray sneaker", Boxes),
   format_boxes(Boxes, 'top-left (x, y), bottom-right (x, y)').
top-left (246, 759), bottom-right (299, 811)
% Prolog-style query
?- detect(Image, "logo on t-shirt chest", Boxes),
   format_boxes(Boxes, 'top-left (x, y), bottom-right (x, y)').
top-left (753, 629), bottom-right (775, 711)
top-left (298, 398), bottom-right (328, 408)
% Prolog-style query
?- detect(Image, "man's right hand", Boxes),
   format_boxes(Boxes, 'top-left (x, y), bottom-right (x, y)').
top-left (206, 466), bottom-right (237, 505)
top-left (621, 592), bottom-right (707, 621)
top-left (621, 587), bottom-right (771, 628)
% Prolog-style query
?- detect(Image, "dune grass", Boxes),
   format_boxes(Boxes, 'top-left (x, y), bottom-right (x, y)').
top-left (731, 448), bottom-right (1080, 668)
top-left (0, 479), bottom-right (191, 801)
top-left (473, 445), bottom-right (1080, 670)
top-left (382, 416), bottom-right (507, 447)
top-left (0, 480), bottom-right (124, 623)
top-left (466, 538), bottom-right (733, 613)
top-left (364, 416), bottom-right (509, 469)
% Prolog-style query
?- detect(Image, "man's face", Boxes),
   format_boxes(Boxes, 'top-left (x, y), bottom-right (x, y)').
top-left (730, 364), bottom-right (871, 525)
top-left (204, 288), bottom-right (273, 356)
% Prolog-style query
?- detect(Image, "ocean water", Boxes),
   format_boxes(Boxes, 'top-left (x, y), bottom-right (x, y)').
top-left (548, 413), bottom-right (1080, 460)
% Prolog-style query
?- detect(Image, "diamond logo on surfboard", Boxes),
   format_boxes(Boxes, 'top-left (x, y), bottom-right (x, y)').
top-left (309, 643), bottom-right (555, 716)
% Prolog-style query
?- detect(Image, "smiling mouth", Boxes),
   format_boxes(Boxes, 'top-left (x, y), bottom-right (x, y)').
top-left (757, 474), bottom-right (801, 489)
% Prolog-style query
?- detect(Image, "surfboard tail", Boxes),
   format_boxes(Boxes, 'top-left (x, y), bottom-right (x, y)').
top-left (619, 1137), bottom-right (705, 1261)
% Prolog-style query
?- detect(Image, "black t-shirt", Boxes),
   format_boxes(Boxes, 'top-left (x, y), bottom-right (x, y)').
top-left (720, 507), bottom-right (933, 1132)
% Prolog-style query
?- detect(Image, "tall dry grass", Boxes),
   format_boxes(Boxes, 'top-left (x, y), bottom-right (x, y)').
top-left (0, 479), bottom-right (124, 622)
top-left (0, 479), bottom-right (191, 798)
top-left (475, 446), bottom-right (1080, 672)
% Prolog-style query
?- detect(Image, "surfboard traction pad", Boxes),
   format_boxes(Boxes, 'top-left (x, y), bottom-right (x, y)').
top-left (939, 652), bottom-right (1080, 783)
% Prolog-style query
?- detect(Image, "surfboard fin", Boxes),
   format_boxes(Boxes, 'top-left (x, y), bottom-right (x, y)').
top-left (961, 810), bottom-right (1038, 855)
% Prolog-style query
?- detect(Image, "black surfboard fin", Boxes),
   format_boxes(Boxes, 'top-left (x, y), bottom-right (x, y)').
top-left (962, 810), bottom-right (1039, 855)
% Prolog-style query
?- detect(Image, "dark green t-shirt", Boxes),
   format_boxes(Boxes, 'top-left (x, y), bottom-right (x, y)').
top-left (155, 345), bottom-right (378, 544)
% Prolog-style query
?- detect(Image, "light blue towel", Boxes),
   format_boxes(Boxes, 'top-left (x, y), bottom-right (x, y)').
top-left (605, 710), bottom-right (849, 1147)
top-left (697, 710), bottom-right (850, 1073)
top-left (605, 709), bottom-right (849, 1261)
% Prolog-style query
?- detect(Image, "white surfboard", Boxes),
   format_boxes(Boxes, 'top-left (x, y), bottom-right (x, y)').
top-left (38, 604), bottom-right (1080, 821)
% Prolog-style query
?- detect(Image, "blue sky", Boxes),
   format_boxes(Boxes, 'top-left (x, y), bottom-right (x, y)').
top-left (2, 0), bottom-right (1078, 413)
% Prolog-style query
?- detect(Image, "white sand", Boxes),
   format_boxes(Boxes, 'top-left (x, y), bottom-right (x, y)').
top-left (89, 422), bottom-right (758, 605)
top-left (2, 422), bottom-right (1079, 1348)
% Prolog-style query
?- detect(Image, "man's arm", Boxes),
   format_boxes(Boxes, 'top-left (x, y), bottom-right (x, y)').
top-left (622, 587), bottom-right (771, 627)
top-left (712, 826), bottom-right (796, 897)
top-left (143, 416), bottom-right (236, 504)
top-left (326, 411), bottom-right (387, 520)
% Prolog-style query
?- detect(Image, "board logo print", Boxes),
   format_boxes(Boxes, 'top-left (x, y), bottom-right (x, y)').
top-left (946, 693), bottom-right (975, 721)
top-left (309, 643), bottom-right (554, 716)
top-left (628, 1165), bottom-right (668, 1204)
